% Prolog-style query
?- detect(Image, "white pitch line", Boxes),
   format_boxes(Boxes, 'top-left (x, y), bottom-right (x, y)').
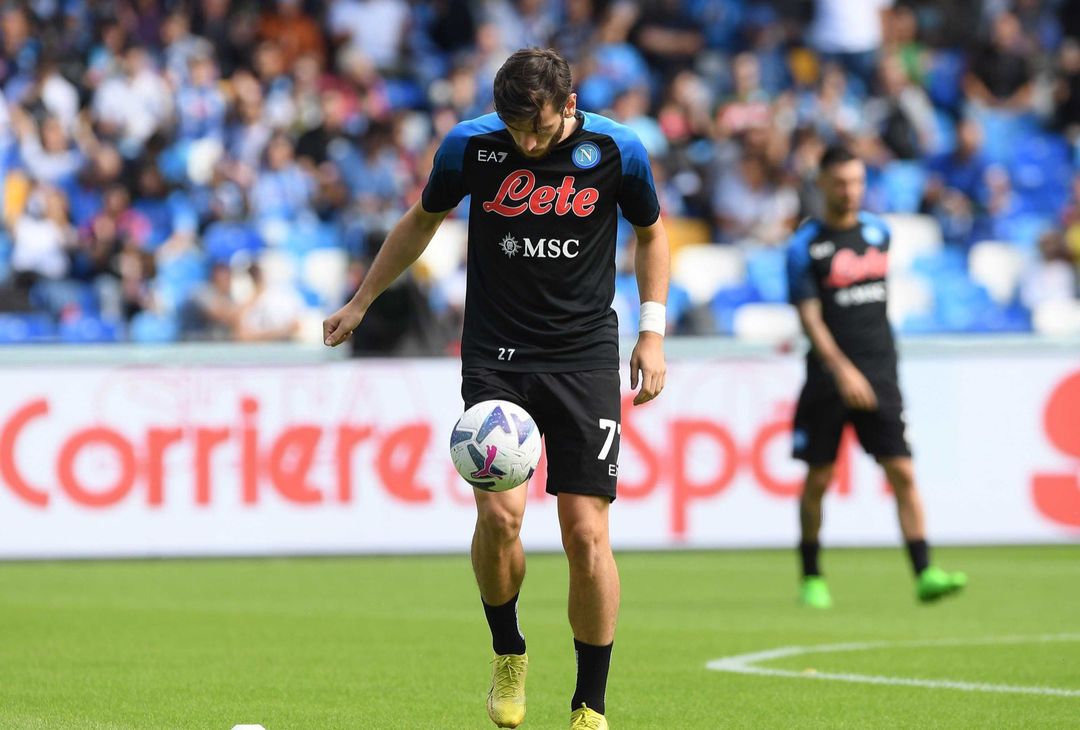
top-left (706, 634), bottom-right (1080, 698)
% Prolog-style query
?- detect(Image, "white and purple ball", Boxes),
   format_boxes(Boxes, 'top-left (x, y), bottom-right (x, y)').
top-left (450, 400), bottom-right (541, 492)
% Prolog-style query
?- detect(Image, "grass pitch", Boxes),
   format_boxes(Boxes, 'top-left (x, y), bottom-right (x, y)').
top-left (1, 546), bottom-right (1078, 729)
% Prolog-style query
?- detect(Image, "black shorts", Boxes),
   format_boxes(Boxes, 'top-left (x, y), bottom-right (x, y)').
top-left (461, 368), bottom-right (621, 500)
top-left (792, 366), bottom-right (912, 465)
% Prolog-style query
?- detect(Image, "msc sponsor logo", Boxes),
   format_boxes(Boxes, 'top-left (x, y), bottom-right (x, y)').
top-left (482, 170), bottom-right (599, 218)
top-left (498, 233), bottom-right (580, 259)
top-left (571, 142), bottom-right (601, 169)
top-left (809, 241), bottom-right (835, 259)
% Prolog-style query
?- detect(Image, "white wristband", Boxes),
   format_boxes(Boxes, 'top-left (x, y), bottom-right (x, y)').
top-left (638, 301), bottom-right (666, 336)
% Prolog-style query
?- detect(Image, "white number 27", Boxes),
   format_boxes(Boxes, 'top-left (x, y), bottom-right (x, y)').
top-left (498, 348), bottom-right (516, 361)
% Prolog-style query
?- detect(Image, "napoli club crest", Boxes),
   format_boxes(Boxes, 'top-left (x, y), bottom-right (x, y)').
top-left (571, 142), bottom-right (601, 169)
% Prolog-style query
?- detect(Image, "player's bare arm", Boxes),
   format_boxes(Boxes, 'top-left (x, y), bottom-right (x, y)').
top-left (323, 202), bottom-right (450, 347)
top-left (795, 298), bottom-right (877, 411)
top-left (630, 219), bottom-right (669, 406)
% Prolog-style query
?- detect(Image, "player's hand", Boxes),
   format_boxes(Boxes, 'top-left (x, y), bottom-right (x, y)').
top-left (323, 302), bottom-right (365, 347)
top-left (834, 362), bottom-right (878, 411)
top-left (630, 332), bottom-right (666, 406)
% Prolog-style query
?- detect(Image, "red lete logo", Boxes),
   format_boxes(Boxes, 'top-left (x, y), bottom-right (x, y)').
top-left (481, 170), bottom-right (599, 217)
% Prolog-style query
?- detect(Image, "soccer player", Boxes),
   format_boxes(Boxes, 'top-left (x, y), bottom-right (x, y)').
top-left (324, 49), bottom-right (669, 729)
top-left (786, 145), bottom-right (966, 609)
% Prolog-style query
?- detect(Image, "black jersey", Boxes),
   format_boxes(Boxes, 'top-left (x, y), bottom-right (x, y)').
top-left (786, 212), bottom-right (898, 372)
top-left (421, 111), bottom-right (660, 373)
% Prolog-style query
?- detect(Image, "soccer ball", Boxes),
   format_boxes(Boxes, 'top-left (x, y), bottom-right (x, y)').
top-left (450, 400), bottom-right (542, 492)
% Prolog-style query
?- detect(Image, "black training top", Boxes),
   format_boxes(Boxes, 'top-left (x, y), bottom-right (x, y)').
top-left (422, 110), bottom-right (660, 372)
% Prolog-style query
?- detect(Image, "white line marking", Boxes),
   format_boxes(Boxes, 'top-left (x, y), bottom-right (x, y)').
top-left (706, 634), bottom-right (1080, 697)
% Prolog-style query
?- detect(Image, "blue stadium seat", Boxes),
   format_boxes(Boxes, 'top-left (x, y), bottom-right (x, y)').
top-left (0, 313), bottom-right (57, 343)
top-left (155, 252), bottom-right (208, 310)
top-left (0, 231), bottom-right (13, 284)
top-left (911, 248), bottom-right (968, 278)
top-left (129, 311), bottom-right (179, 343)
top-left (29, 280), bottom-right (100, 318)
top-left (59, 316), bottom-right (122, 343)
top-left (203, 221), bottom-right (264, 263)
top-left (744, 247), bottom-right (787, 303)
top-left (880, 161), bottom-right (928, 214)
top-left (1010, 134), bottom-right (1073, 216)
top-left (710, 284), bottom-right (760, 335)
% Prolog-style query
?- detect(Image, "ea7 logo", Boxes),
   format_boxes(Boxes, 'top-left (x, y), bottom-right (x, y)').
top-left (478, 149), bottom-right (508, 163)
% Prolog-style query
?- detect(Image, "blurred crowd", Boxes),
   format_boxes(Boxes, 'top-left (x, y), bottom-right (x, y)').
top-left (0, 0), bottom-right (1078, 348)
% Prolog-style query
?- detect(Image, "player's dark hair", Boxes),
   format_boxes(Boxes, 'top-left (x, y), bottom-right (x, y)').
top-left (493, 48), bottom-right (573, 132)
top-left (819, 144), bottom-right (859, 171)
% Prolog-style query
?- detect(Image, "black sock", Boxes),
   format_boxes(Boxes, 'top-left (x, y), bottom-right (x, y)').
top-left (799, 541), bottom-right (821, 577)
top-left (571, 639), bottom-right (613, 715)
top-left (906, 539), bottom-right (930, 576)
top-left (482, 593), bottom-right (526, 655)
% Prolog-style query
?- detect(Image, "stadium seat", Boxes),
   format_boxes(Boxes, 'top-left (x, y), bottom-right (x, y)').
top-left (129, 311), bottom-right (179, 343)
top-left (257, 249), bottom-right (300, 287)
top-left (968, 241), bottom-right (1025, 305)
top-left (710, 283), bottom-right (760, 335)
top-left (663, 216), bottom-right (713, 258)
top-left (301, 248), bottom-right (349, 308)
top-left (415, 218), bottom-right (467, 284)
top-left (744, 246), bottom-right (787, 303)
top-left (29, 280), bottom-right (99, 318)
top-left (887, 272), bottom-right (933, 327)
top-left (155, 251), bottom-right (208, 311)
top-left (732, 302), bottom-right (800, 343)
top-left (0, 312), bottom-right (56, 343)
top-left (672, 244), bottom-right (746, 305)
top-left (881, 214), bottom-right (943, 273)
top-left (880, 161), bottom-right (928, 214)
top-left (203, 221), bottom-right (264, 264)
top-left (995, 213), bottom-right (1052, 252)
top-left (59, 315), bottom-right (122, 343)
top-left (1032, 300), bottom-right (1080, 336)
top-left (932, 275), bottom-right (994, 332)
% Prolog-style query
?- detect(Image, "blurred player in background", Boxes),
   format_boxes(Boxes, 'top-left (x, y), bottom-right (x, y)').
top-left (324, 48), bottom-right (669, 729)
top-left (786, 145), bottom-right (967, 609)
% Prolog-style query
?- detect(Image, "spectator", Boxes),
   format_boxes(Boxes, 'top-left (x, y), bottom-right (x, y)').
top-left (716, 53), bottom-right (772, 138)
top-left (181, 261), bottom-right (239, 340)
top-left (863, 54), bottom-right (938, 160)
top-left (554, 0), bottom-right (598, 67)
top-left (924, 118), bottom-right (989, 243)
top-left (226, 72), bottom-right (273, 172)
top-left (611, 86), bottom-right (668, 157)
top-left (176, 52), bottom-right (227, 142)
top-left (1053, 38), bottom-right (1080, 141)
top-left (236, 263), bottom-right (301, 342)
top-left (258, 0), bottom-right (325, 69)
top-left (808, 0), bottom-right (894, 93)
top-left (12, 108), bottom-right (87, 188)
top-left (964, 11), bottom-right (1036, 111)
top-left (631, 0), bottom-right (705, 89)
top-left (12, 185), bottom-right (75, 283)
top-left (1, 6), bottom-right (41, 96)
top-left (92, 45), bottom-right (172, 154)
top-left (1020, 231), bottom-right (1077, 311)
top-left (328, 0), bottom-right (410, 73)
top-left (712, 152), bottom-right (799, 245)
top-left (250, 133), bottom-right (314, 221)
